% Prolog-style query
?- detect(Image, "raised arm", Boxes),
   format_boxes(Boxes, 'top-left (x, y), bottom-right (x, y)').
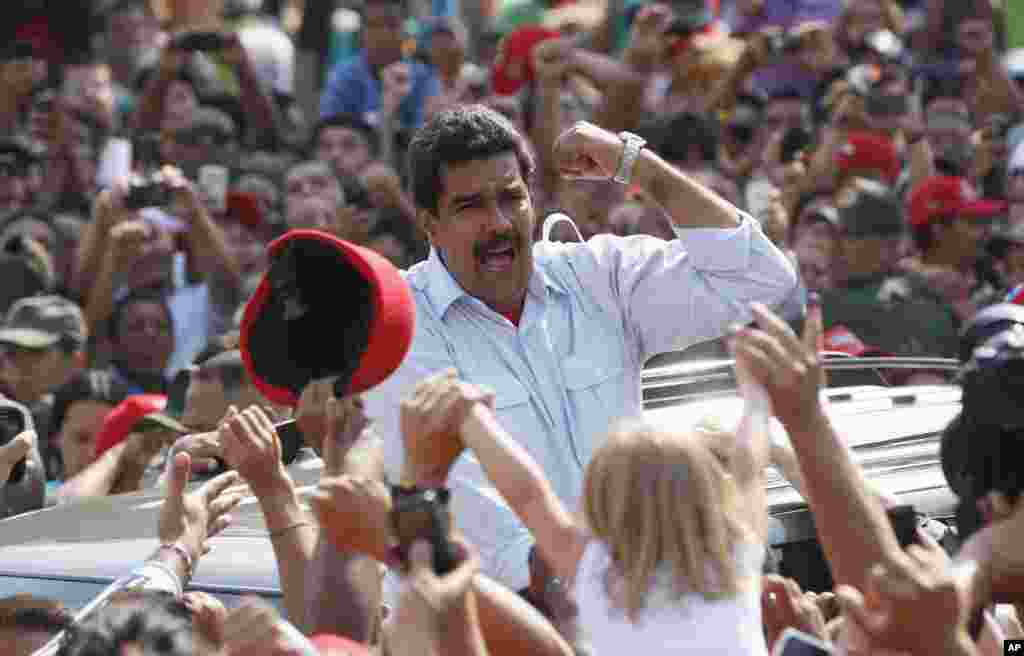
top-left (737, 302), bottom-right (904, 595)
top-left (400, 370), bottom-right (587, 584)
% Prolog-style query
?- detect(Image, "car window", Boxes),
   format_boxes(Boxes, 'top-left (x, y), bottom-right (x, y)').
top-left (0, 575), bottom-right (282, 612)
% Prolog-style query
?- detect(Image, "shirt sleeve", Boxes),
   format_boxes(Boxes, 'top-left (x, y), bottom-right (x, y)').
top-left (566, 215), bottom-right (799, 363)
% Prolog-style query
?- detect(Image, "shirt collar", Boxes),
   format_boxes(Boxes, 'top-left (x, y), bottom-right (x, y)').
top-left (421, 246), bottom-right (567, 319)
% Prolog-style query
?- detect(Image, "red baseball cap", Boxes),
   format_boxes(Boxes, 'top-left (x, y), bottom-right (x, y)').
top-left (310, 634), bottom-right (373, 655)
top-left (226, 190), bottom-right (268, 233)
top-left (907, 175), bottom-right (1008, 227)
top-left (94, 394), bottom-right (186, 458)
top-left (239, 230), bottom-right (415, 406)
top-left (835, 131), bottom-right (901, 185)
top-left (491, 26), bottom-right (561, 96)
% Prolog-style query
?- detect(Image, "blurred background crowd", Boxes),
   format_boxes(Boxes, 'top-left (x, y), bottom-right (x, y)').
top-left (0, 0), bottom-right (1023, 654)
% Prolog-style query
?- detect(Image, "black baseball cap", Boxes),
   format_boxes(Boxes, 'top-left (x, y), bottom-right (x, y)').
top-left (836, 179), bottom-right (905, 238)
top-left (0, 295), bottom-right (87, 350)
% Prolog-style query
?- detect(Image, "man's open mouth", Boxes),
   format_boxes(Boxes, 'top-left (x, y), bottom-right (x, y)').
top-left (479, 243), bottom-right (516, 272)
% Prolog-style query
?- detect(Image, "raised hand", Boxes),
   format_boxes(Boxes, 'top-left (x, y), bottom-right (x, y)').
top-left (310, 475), bottom-right (393, 562)
top-left (322, 396), bottom-right (370, 477)
top-left (761, 575), bottom-right (828, 651)
top-left (836, 540), bottom-right (973, 654)
top-left (220, 405), bottom-right (290, 497)
top-left (729, 302), bottom-right (824, 429)
top-left (399, 369), bottom-right (493, 487)
top-left (158, 452), bottom-right (244, 564)
top-left (552, 121), bottom-right (629, 182)
top-left (0, 431), bottom-right (33, 485)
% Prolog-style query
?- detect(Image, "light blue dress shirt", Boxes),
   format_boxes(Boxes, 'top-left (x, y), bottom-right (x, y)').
top-left (363, 215), bottom-right (799, 590)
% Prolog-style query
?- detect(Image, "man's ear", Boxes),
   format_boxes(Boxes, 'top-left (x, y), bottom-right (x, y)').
top-left (417, 209), bottom-right (438, 240)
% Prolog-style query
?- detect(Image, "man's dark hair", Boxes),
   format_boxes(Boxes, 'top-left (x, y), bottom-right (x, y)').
top-left (0, 594), bottom-right (71, 635)
top-left (56, 591), bottom-right (198, 656)
top-left (310, 113), bottom-right (380, 159)
top-left (108, 291), bottom-right (173, 343)
top-left (407, 104), bottom-right (536, 216)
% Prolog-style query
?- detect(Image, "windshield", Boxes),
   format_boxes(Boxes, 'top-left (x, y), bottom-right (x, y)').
top-left (0, 575), bottom-right (282, 612)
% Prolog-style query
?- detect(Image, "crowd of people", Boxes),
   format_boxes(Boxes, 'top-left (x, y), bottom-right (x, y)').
top-left (0, 0), bottom-right (1023, 654)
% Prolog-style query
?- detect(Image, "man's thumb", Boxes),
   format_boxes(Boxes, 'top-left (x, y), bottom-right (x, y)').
top-left (168, 451), bottom-right (192, 498)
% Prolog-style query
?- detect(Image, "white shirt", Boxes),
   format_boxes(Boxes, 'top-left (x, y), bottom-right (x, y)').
top-left (574, 539), bottom-right (768, 655)
top-left (363, 214), bottom-right (798, 589)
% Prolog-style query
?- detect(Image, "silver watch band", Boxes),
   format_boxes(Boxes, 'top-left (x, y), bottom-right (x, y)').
top-left (613, 132), bottom-right (647, 185)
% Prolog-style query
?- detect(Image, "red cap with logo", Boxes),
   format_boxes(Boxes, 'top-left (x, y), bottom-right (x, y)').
top-left (239, 229), bottom-right (415, 407)
top-left (907, 175), bottom-right (1008, 227)
top-left (835, 131), bottom-right (901, 185)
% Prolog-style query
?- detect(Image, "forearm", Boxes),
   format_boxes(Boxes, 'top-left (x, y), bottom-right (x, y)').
top-left (806, 126), bottom-right (845, 191)
top-left (235, 57), bottom-right (280, 148)
top-left (260, 484), bottom-right (319, 631)
top-left (458, 407), bottom-right (555, 527)
top-left (304, 535), bottom-right (382, 641)
top-left (784, 408), bottom-right (902, 592)
top-left (472, 575), bottom-right (573, 656)
top-left (575, 50), bottom-right (648, 133)
top-left (732, 397), bottom-right (772, 488)
top-left (907, 139), bottom-right (935, 190)
top-left (83, 250), bottom-right (120, 337)
top-left (441, 592), bottom-right (490, 656)
top-left (184, 203), bottom-right (243, 287)
top-left (631, 148), bottom-right (741, 229)
top-left (131, 71), bottom-right (174, 132)
top-left (74, 205), bottom-right (117, 298)
top-left (57, 442), bottom-right (129, 502)
top-left (531, 78), bottom-right (565, 189)
top-left (377, 113), bottom-right (398, 169)
top-left (703, 59), bottom-right (758, 115)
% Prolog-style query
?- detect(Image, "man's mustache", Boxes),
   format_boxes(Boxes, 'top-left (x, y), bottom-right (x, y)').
top-left (473, 233), bottom-right (519, 259)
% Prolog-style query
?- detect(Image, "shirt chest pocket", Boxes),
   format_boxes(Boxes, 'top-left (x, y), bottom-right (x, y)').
top-left (560, 356), bottom-right (627, 462)
top-left (471, 375), bottom-right (540, 439)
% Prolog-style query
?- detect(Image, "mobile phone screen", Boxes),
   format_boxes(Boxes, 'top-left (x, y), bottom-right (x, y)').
top-left (773, 629), bottom-right (835, 656)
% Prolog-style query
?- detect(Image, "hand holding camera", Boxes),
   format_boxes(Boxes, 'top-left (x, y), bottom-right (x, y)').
top-left (400, 369), bottom-right (494, 487)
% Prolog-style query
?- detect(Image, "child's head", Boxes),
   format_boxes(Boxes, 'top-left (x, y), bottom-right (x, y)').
top-left (582, 420), bottom-right (745, 619)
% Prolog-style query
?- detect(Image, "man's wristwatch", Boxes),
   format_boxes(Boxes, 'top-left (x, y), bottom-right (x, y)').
top-left (612, 132), bottom-right (647, 185)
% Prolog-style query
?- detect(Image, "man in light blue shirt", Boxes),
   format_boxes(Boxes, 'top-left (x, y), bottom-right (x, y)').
top-left (363, 105), bottom-right (799, 590)
top-left (319, 0), bottom-right (439, 130)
